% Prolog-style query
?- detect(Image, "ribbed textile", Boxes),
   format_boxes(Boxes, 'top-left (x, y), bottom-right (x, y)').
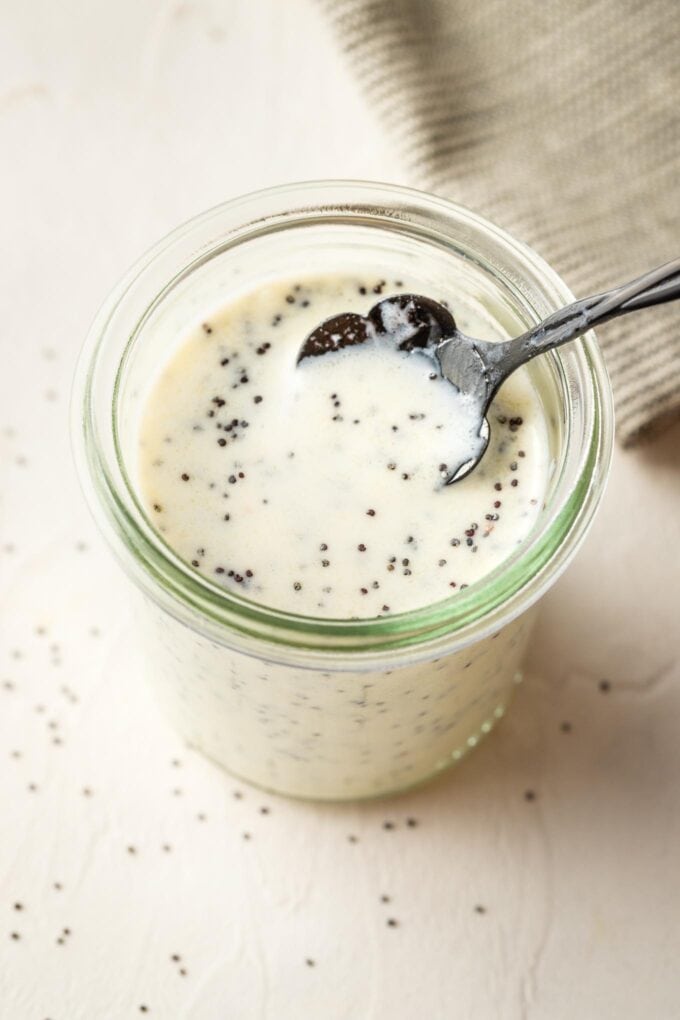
top-left (317, 0), bottom-right (680, 444)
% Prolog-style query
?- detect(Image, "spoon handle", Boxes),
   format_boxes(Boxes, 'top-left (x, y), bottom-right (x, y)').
top-left (485, 256), bottom-right (680, 388)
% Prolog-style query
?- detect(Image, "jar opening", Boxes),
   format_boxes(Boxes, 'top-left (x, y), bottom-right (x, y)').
top-left (73, 181), bottom-right (613, 664)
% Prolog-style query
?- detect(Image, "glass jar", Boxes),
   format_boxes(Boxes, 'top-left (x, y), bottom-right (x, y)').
top-left (72, 181), bottom-right (613, 800)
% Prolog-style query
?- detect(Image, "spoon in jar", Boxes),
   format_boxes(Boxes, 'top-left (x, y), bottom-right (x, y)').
top-left (297, 257), bottom-right (680, 483)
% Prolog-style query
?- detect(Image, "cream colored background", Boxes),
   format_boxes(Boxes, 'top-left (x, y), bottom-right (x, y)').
top-left (1, 2), bottom-right (679, 1017)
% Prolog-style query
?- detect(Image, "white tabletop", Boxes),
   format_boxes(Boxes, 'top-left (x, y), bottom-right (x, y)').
top-left (2, 2), bottom-right (679, 1017)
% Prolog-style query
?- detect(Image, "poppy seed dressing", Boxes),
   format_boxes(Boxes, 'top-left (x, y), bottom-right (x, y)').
top-left (138, 275), bottom-right (550, 617)
top-left (75, 182), bottom-right (612, 802)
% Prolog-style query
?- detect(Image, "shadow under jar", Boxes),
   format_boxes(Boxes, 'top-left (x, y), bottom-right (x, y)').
top-left (72, 181), bottom-right (613, 800)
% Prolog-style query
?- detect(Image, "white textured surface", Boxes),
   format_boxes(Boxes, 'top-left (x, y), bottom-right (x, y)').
top-left (1, 2), bottom-right (679, 1017)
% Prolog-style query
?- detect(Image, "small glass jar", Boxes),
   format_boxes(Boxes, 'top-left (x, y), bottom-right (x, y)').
top-left (72, 181), bottom-right (613, 800)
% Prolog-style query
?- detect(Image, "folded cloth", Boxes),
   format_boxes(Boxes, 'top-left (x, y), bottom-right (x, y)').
top-left (317, 0), bottom-right (680, 444)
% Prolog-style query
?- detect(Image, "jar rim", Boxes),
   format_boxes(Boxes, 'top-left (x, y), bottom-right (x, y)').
top-left (71, 180), bottom-right (613, 666)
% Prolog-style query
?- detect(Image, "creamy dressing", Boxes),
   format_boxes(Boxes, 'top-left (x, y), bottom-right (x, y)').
top-left (138, 274), bottom-right (549, 618)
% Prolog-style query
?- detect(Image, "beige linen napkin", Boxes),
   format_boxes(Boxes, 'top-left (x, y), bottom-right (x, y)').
top-left (317, 0), bottom-right (680, 444)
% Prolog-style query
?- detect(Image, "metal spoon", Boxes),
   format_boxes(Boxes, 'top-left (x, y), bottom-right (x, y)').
top-left (298, 257), bottom-right (680, 483)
